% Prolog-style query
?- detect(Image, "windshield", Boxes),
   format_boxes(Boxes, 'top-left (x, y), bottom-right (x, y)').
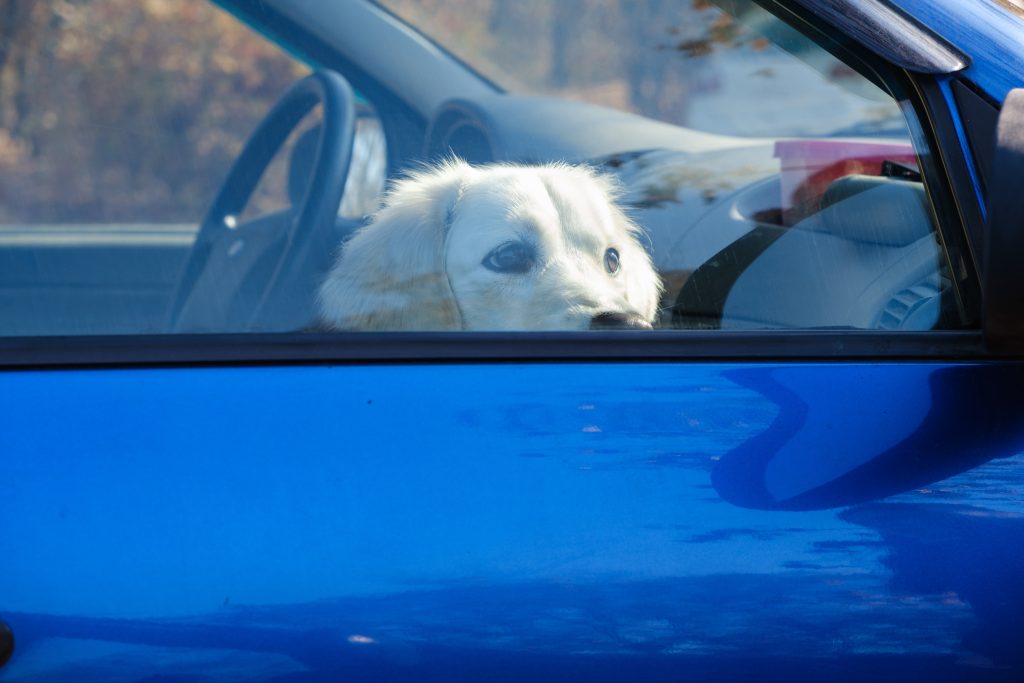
top-left (377, 0), bottom-right (905, 138)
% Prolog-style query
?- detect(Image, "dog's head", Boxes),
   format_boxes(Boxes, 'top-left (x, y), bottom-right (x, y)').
top-left (318, 160), bottom-right (662, 330)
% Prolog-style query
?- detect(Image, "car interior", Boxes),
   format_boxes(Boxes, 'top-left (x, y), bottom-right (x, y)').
top-left (0, 0), bottom-right (962, 337)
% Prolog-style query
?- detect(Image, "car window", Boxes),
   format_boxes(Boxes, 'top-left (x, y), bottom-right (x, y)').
top-left (0, 0), bottom-right (969, 336)
top-left (378, 0), bottom-right (961, 333)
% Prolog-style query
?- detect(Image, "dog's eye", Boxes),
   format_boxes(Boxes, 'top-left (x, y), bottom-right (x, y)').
top-left (483, 242), bottom-right (536, 274)
top-left (604, 247), bottom-right (621, 275)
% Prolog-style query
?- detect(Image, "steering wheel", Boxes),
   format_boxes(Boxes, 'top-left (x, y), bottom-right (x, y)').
top-left (167, 70), bottom-right (356, 332)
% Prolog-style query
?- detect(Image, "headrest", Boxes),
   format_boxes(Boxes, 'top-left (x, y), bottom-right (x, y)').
top-left (818, 175), bottom-right (932, 247)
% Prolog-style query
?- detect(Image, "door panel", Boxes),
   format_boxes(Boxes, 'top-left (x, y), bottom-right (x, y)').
top-left (2, 361), bottom-right (1023, 680)
top-left (0, 228), bottom-right (193, 335)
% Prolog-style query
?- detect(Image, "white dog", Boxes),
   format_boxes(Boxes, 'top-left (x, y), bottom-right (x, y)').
top-left (318, 160), bottom-right (662, 331)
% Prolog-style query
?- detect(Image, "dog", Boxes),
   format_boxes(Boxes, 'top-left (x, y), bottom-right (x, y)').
top-left (318, 160), bottom-right (662, 331)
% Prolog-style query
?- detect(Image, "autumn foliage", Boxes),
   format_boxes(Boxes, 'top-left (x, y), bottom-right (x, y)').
top-left (0, 0), bottom-right (305, 224)
top-left (1, 0), bottom-right (777, 225)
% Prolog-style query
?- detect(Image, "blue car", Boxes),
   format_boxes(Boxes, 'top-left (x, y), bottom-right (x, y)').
top-left (3, 0), bottom-right (1024, 680)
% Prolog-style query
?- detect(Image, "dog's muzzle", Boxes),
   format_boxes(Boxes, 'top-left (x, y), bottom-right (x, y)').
top-left (590, 312), bottom-right (653, 330)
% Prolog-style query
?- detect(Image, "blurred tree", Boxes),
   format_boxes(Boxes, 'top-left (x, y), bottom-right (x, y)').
top-left (382, 0), bottom-right (748, 120)
top-left (0, 0), bottom-right (306, 224)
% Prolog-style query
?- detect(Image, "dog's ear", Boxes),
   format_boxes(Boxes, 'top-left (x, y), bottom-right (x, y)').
top-left (318, 161), bottom-right (472, 330)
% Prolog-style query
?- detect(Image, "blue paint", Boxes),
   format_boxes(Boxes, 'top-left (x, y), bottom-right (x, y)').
top-left (892, 0), bottom-right (1024, 102)
top-left (4, 1), bottom-right (1024, 680)
top-left (2, 362), bottom-right (1024, 680)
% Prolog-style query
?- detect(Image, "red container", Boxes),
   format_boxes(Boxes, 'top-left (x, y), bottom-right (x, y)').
top-left (774, 138), bottom-right (917, 216)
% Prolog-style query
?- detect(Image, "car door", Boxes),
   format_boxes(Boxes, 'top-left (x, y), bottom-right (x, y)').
top-left (3, 1), bottom-right (1024, 681)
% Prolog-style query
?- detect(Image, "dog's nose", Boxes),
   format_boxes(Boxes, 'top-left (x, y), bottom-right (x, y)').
top-left (590, 312), bottom-right (653, 330)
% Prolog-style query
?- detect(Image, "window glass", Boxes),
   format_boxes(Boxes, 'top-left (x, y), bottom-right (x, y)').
top-left (0, 1), bottom-right (306, 225)
top-left (0, 0), bottom-right (386, 335)
top-left (0, 0), bottom-right (964, 336)
top-left (381, 0), bottom-right (905, 139)
top-left (374, 0), bottom-right (957, 332)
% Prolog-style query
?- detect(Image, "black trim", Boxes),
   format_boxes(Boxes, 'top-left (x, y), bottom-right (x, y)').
top-left (789, 0), bottom-right (967, 74)
top-left (984, 88), bottom-right (1024, 350)
top-left (0, 331), bottom-right (998, 369)
top-left (912, 79), bottom-right (983, 328)
top-left (0, 620), bottom-right (11, 669)
top-left (952, 79), bottom-right (1001, 199)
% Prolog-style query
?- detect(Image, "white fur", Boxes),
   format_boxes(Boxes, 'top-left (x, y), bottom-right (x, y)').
top-left (318, 160), bottom-right (662, 331)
